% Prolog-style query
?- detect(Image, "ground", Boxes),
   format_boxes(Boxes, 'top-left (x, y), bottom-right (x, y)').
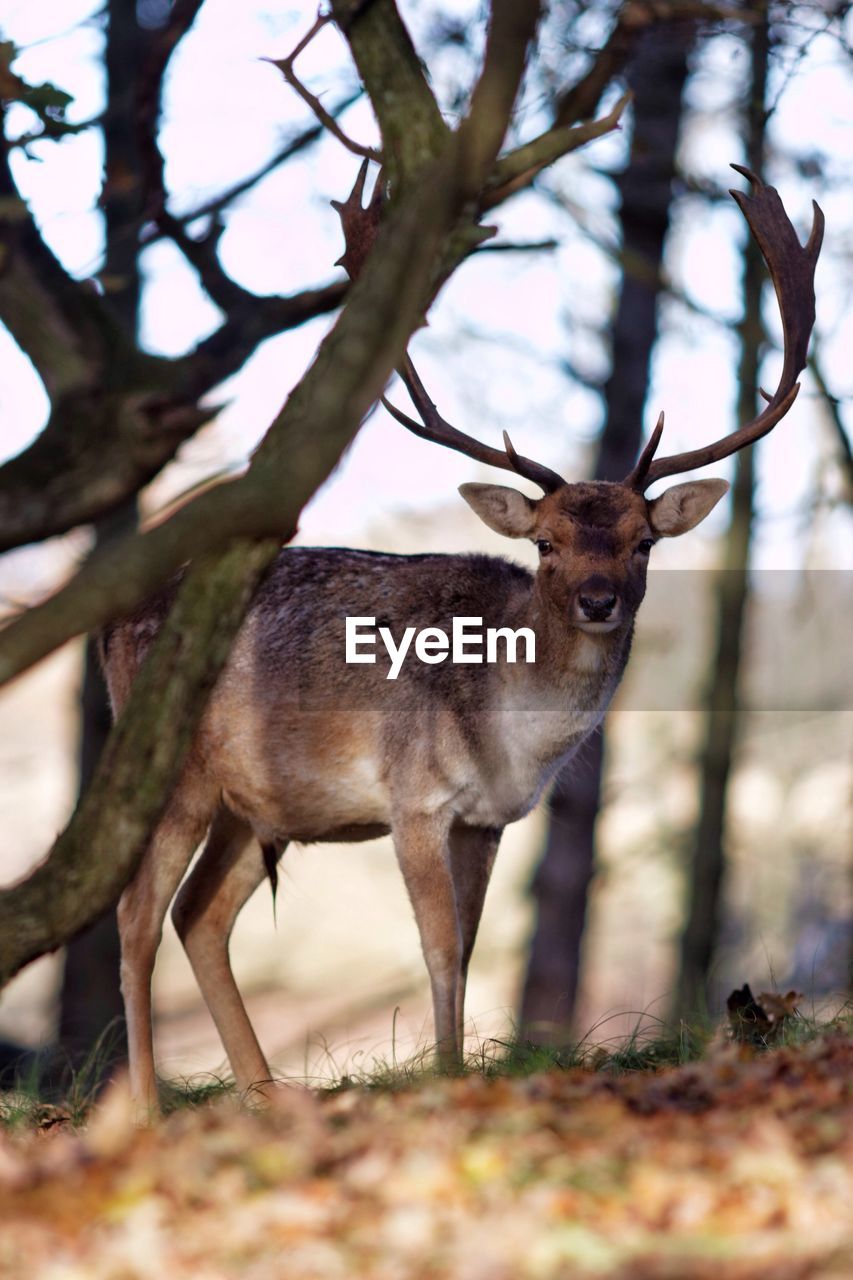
top-left (0, 1031), bottom-right (850, 1279)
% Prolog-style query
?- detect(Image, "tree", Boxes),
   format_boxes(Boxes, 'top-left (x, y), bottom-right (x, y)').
top-left (520, 11), bottom-right (697, 1042)
top-left (0, 0), bottom-right (646, 992)
top-left (673, 9), bottom-right (769, 1019)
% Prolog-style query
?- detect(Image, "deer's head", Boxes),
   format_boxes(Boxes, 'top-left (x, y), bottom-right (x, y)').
top-left (458, 475), bottom-right (726, 633)
top-left (332, 163), bottom-right (822, 635)
top-left (379, 166), bottom-right (822, 635)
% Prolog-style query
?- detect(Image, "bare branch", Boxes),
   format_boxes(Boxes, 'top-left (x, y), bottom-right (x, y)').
top-left (157, 212), bottom-right (256, 312)
top-left (1, 18), bottom-right (352, 556)
top-left (264, 12), bottom-right (380, 161)
top-left (141, 89), bottom-right (363, 243)
top-left (809, 346), bottom-right (853, 500)
top-left (554, 1), bottom-right (641, 128)
top-left (0, 0), bottom-right (545, 690)
top-left (476, 238), bottom-right (559, 254)
top-left (0, 135), bottom-right (117, 395)
top-left (482, 91), bottom-right (631, 211)
top-left (459, 0), bottom-right (542, 180)
top-left (0, 271), bottom-right (351, 554)
top-left (176, 277), bottom-right (349, 400)
top-left (330, 0), bottom-right (450, 191)
top-left (134, 0), bottom-right (207, 220)
top-left (134, 0), bottom-right (262, 316)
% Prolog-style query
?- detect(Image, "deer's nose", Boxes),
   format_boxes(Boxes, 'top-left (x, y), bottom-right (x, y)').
top-left (577, 578), bottom-right (618, 621)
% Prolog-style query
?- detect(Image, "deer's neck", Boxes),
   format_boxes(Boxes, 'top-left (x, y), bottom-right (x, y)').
top-left (455, 590), bottom-right (634, 828)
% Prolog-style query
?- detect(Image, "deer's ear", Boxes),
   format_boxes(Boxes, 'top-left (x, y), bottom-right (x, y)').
top-left (459, 483), bottom-right (538, 538)
top-left (648, 479), bottom-right (729, 537)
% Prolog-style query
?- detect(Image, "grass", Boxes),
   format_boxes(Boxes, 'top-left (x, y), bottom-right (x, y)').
top-left (2, 994), bottom-right (849, 1130)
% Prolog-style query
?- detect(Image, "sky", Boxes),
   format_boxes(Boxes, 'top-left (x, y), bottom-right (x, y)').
top-left (0, 0), bottom-right (851, 588)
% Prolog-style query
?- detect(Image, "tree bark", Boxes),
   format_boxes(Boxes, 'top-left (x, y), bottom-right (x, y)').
top-left (55, 0), bottom-right (150, 1077)
top-left (58, 512), bottom-right (137, 1077)
top-left (520, 17), bottom-right (695, 1043)
top-left (672, 14), bottom-right (769, 1021)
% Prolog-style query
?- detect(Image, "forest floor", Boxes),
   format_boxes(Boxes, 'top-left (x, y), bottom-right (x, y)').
top-left (0, 1026), bottom-right (850, 1280)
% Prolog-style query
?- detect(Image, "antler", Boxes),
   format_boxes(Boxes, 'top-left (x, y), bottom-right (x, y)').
top-left (624, 166), bottom-right (824, 492)
top-left (383, 358), bottom-right (567, 494)
top-left (330, 157), bottom-right (384, 279)
top-left (330, 160), bottom-right (568, 494)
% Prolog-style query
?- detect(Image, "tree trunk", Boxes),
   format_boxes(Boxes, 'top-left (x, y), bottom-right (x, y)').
top-left (520, 18), bottom-right (695, 1043)
top-left (55, 0), bottom-right (151, 1078)
top-left (672, 15), bottom-right (769, 1021)
top-left (57, 509), bottom-right (136, 1079)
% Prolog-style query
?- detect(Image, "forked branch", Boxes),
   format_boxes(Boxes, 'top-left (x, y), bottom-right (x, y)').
top-left (264, 12), bottom-right (380, 162)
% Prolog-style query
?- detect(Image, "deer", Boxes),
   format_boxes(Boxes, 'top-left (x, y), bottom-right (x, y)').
top-left (101, 166), bottom-right (822, 1114)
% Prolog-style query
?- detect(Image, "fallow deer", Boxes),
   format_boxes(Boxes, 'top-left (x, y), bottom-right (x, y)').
top-left (101, 167), bottom-right (822, 1112)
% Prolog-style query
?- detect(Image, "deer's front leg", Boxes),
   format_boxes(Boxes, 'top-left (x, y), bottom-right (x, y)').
top-left (392, 810), bottom-right (461, 1069)
top-left (448, 824), bottom-right (501, 1053)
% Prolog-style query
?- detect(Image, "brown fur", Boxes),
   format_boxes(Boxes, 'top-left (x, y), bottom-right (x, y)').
top-left (102, 474), bottom-right (727, 1112)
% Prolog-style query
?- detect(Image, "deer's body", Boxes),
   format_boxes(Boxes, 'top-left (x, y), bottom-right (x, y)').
top-left (104, 481), bottom-right (672, 1113)
top-left (106, 543), bottom-right (631, 843)
top-left (103, 168), bottom-right (821, 1115)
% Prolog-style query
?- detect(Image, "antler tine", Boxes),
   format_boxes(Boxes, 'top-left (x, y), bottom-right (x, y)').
top-left (331, 158), bottom-right (384, 279)
top-left (622, 411), bottom-right (665, 490)
top-left (383, 356), bottom-right (567, 494)
top-left (626, 166), bottom-right (824, 492)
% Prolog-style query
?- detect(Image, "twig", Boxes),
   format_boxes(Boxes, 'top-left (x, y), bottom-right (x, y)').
top-left (809, 344), bottom-right (853, 500)
top-left (141, 89), bottom-right (363, 245)
top-left (134, 1), bottom-right (262, 313)
top-left (263, 11), bottom-right (380, 162)
top-left (135, 0), bottom-right (206, 218)
top-left (537, 178), bottom-right (738, 332)
top-left (475, 238), bottom-right (559, 254)
top-left (481, 91), bottom-right (631, 211)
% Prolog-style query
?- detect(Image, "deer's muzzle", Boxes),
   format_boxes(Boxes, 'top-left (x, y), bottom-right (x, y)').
top-left (574, 576), bottom-right (621, 631)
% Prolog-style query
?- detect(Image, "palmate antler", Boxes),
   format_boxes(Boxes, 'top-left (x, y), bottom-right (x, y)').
top-left (333, 161), bottom-right (823, 496)
top-left (331, 159), bottom-right (568, 493)
top-left (330, 157), bottom-right (384, 280)
top-left (624, 165), bottom-right (824, 491)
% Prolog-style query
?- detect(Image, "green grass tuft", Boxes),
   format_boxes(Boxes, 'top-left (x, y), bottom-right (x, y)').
top-left (3, 994), bottom-right (849, 1128)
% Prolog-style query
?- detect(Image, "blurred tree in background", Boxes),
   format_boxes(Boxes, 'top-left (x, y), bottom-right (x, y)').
top-left (520, 0), bottom-right (851, 1042)
top-left (521, 7), bottom-right (697, 1044)
top-left (673, 7), bottom-right (770, 1022)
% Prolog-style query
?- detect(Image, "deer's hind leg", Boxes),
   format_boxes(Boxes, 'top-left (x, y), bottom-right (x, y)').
top-left (171, 806), bottom-right (285, 1099)
top-left (118, 781), bottom-right (214, 1118)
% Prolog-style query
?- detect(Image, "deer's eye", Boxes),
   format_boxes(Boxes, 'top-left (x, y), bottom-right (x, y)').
top-left (536, 539), bottom-right (553, 556)
top-left (636, 538), bottom-right (655, 556)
